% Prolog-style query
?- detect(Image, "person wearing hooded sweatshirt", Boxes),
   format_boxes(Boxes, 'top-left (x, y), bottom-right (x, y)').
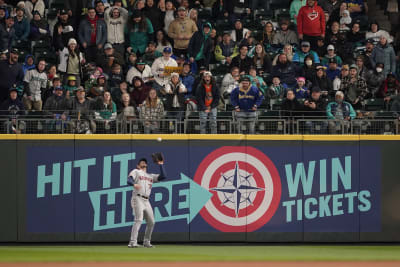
top-left (187, 22), bottom-right (213, 69)
top-left (370, 35), bottom-right (396, 78)
top-left (23, 58), bottom-right (47, 111)
top-left (214, 32), bottom-right (238, 65)
top-left (22, 54), bottom-right (35, 75)
top-left (78, 7), bottom-right (107, 63)
top-left (24, 0), bottom-right (45, 21)
top-left (29, 10), bottom-right (49, 41)
top-left (14, 6), bottom-right (30, 41)
top-left (53, 9), bottom-right (75, 52)
top-left (143, 0), bottom-right (165, 32)
top-left (0, 86), bottom-right (25, 133)
top-left (130, 76), bottom-right (150, 108)
top-left (104, 5), bottom-right (129, 56)
top-left (297, 0), bottom-right (325, 50)
top-left (125, 9), bottom-right (154, 56)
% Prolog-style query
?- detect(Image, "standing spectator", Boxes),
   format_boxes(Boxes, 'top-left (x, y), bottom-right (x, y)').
top-left (340, 64), bottom-right (368, 109)
top-left (140, 87), bottom-right (164, 134)
top-left (361, 39), bottom-right (374, 70)
top-left (78, 7), bottom-right (107, 63)
top-left (126, 58), bottom-right (153, 85)
top-left (142, 41), bottom-right (162, 64)
top-left (273, 20), bottom-right (299, 47)
top-left (214, 32), bottom-right (238, 65)
top-left (163, 0), bottom-right (175, 34)
top-left (180, 62), bottom-right (195, 98)
top-left (272, 53), bottom-right (303, 88)
top-left (162, 72), bottom-right (187, 112)
top-left (95, 0), bottom-right (106, 19)
top-left (151, 46), bottom-right (178, 91)
top-left (326, 90), bottom-right (356, 134)
top-left (303, 87), bottom-right (328, 134)
top-left (293, 41), bottom-right (320, 66)
top-left (1, 16), bottom-right (15, 52)
top-left (344, 0), bottom-right (368, 28)
top-left (29, 11), bottom-right (49, 41)
top-left (196, 71), bottom-right (219, 134)
top-left (297, 0), bottom-right (326, 50)
top-left (94, 91), bottom-right (117, 133)
top-left (24, 0), bottom-right (45, 21)
top-left (53, 9), bottom-right (75, 52)
top-left (155, 29), bottom-right (172, 53)
top-left (23, 59), bottom-right (47, 111)
top-left (219, 66), bottom-right (240, 109)
top-left (251, 43), bottom-right (272, 75)
top-left (319, 0), bottom-right (342, 16)
top-left (104, 5), bottom-right (129, 56)
top-left (230, 76), bottom-right (264, 134)
top-left (188, 8), bottom-right (201, 30)
top-left (366, 21), bottom-right (393, 44)
top-left (126, 9), bottom-right (154, 56)
top-left (333, 64), bottom-right (349, 91)
top-left (22, 54), bottom-right (35, 75)
top-left (290, 0), bottom-right (306, 26)
top-left (168, 6), bottom-right (198, 57)
top-left (70, 87), bottom-right (96, 134)
top-left (64, 0), bottom-right (91, 39)
top-left (231, 19), bottom-right (250, 44)
top-left (230, 44), bottom-right (253, 75)
top-left (378, 73), bottom-right (400, 102)
top-left (96, 43), bottom-right (125, 75)
top-left (370, 35), bottom-right (396, 78)
top-left (130, 76), bottom-right (150, 107)
top-left (43, 86), bottom-right (71, 128)
top-left (188, 22), bottom-right (213, 69)
top-left (0, 49), bottom-right (24, 103)
top-left (58, 38), bottom-right (85, 87)
top-left (261, 22), bottom-right (275, 49)
top-left (0, 86), bottom-right (25, 134)
top-left (144, 0), bottom-right (165, 32)
top-left (365, 62), bottom-right (386, 97)
top-left (14, 6), bottom-right (30, 42)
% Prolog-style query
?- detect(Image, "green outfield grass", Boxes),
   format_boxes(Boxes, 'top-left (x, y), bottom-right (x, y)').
top-left (0, 245), bottom-right (400, 262)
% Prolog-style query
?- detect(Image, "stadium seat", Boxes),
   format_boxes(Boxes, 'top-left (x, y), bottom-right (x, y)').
top-left (364, 98), bottom-right (385, 111)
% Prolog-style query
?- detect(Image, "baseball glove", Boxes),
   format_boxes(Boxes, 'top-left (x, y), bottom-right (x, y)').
top-left (151, 152), bottom-right (164, 163)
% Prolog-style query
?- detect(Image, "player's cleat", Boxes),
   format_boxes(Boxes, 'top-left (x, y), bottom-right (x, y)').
top-left (143, 241), bottom-right (155, 248)
top-left (127, 241), bottom-right (141, 248)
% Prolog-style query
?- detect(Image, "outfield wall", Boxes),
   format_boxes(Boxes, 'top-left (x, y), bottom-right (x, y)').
top-left (1, 134), bottom-right (400, 243)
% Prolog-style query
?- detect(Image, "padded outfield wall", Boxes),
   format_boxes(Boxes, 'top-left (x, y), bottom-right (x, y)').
top-left (0, 134), bottom-right (399, 243)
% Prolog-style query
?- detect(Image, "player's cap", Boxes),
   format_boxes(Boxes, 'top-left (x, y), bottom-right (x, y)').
top-left (163, 47), bottom-right (172, 53)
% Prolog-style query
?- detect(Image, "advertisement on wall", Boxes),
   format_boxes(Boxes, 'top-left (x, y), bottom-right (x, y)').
top-left (26, 142), bottom-right (381, 235)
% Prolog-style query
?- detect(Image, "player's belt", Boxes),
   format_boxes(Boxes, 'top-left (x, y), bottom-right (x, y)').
top-left (137, 194), bottom-right (149, 200)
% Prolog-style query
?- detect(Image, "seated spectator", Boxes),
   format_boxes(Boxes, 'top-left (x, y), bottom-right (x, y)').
top-left (361, 39), bottom-right (374, 70)
top-left (378, 73), bottom-right (400, 103)
top-left (315, 37), bottom-right (327, 58)
top-left (104, 5), bottom-right (129, 56)
top-left (230, 76), bottom-right (264, 134)
top-left (267, 76), bottom-right (287, 100)
top-left (188, 22), bottom-right (213, 69)
top-left (168, 6), bottom-right (198, 57)
top-left (345, 22), bottom-right (364, 44)
top-left (365, 21), bottom-right (393, 44)
top-left (281, 89), bottom-right (303, 133)
top-left (94, 91), bottom-right (117, 133)
top-left (231, 19), bottom-right (250, 44)
top-left (251, 43), bottom-right (272, 75)
top-left (247, 66), bottom-right (267, 95)
top-left (180, 62), bottom-right (195, 99)
top-left (112, 81), bottom-right (129, 110)
top-left (142, 41), bottom-right (163, 65)
top-left (294, 77), bottom-right (309, 99)
top-left (14, 6), bottom-right (30, 42)
top-left (339, 9), bottom-right (352, 31)
top-left (272, 53), bottom-right (303, 88)
top-left (195, 71), bottom-right (219, 134)
top-left (326, 90), bottom-right (356, 133)
top-left (23, 59), bottom-right (47, 111)
top-left (272, 19), bottom-right (299, 47)
top-left (29, 11), bottom-right (49, 41)
top-left (333, 64), bottom-right (350, 91)
top-left (329, 1), bottom-right (348, 24)
top-left (230, 44), bottom-right (253, 75)
top-left (126, 58), bottom-right (153, 86)
top-left (365, 62), bottom-right (386, 98)
top-left (46, 65), bottom-right (59, 89)
top-left (140, 87), bottom-right (164, 134)
top-left (43, 76), bottom-right (63, 104)
top-left (355, 55), bottom-right (369, 80)
top-left (0, 86), bottom-right (25, 134)
top-left (370, 35), bottom-right (396, 78)
top-left (272, 44), bottom-right (294, 66)
top-left (88, 75), bottom-right (109, 99)
top-left (219, 66), bottom-right (240, 110)
top-left (321, 44), bottom-right (343, 66)
top-left (325, 58), bottom-right (341, 81)
top-left (162, 72), bottom-right (187, 112)
top-left (340, 64), bottom-right (368, 109)
top-left (293, 41), bottom-right (320, 66)
top-left (188, 8), bottom-right (201, 30)
top-left (69, 87), bottom-right (96, 134)
top-left (155, 29), bottom-right (172, 54)
top-left (151, 46), bottom-right (178, 91)
top-left (215, 32), bottom-right (238, 65)
top-left (125, 51), bottom-right (137, 71)
top-left (96, 43), bottom-right (125, 76)
top-left (126, 9), bottom-right (154, 57)
top-left (325, 21), bottom-right (346, 50)
top-left (303, 87), bottom-right (328, 133)
top-left (52, 9), bottom-right (75, 52)
top-left (130, 76), bottom-right (150, 108)
top-left (262, 22), bottom-right (275, 49)
top-left (22, 54), bottom-right (35, 75)
top-left (58, 38), bottom-right (85, 86)
top-left (108, 64), bottom-right (124, 88)
top-left (43, 86), bottom-right (71, 130)
top-left (64, 75), bottom-right (78, 95)
top-left (117, 92), bottom-right (136, 133)
top-left (312, 64), bottom-right (333, 95)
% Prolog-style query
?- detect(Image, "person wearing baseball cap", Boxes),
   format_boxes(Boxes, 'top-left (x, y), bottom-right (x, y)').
top-left (0, 47), bottom-right (24, 104)
top-left (321, 44), bottom-right (343, 66)
top-left (314, 63), bottom-right (333, 95)
top-left (339, 63), bottom-right (368, 109)
top-left (53, 8), bottom-right (75, 51)
top-left (293, 40), bottom-right (320, 66)
top-left (326, 57), bottom-right (341, 81)
top-left (230, 75), bottom-right (264, 134)
top-left (125, 58), bottom-right (153, 85)
top-left (151, 45), bottom-right (177, 91)
top-left (273, 19), bottom-right (298, 47)
top-left (187, 22), bottom-right (213, 69)
top-left (326, 90), bottom-right (356, 134)
top-left (0, 84), bottom-right (25, 133)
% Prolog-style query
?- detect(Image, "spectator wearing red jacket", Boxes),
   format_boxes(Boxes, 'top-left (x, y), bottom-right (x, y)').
top-left (297, 0), bottom-right (325, 51)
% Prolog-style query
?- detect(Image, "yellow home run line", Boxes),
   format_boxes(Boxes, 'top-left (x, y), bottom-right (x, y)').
top-left (0, 134), bottom-right (400, 141)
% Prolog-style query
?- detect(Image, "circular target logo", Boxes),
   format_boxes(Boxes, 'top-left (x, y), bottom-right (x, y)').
top-left (194, 146), bottom-right (281, 232)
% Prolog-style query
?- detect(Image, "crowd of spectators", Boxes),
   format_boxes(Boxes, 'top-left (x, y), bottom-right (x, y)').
top-left (0, 0), bottom-right (399, 134)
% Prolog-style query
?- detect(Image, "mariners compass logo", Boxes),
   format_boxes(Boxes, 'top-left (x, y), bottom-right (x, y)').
top-left (194, 146), bottom-right (282, 232)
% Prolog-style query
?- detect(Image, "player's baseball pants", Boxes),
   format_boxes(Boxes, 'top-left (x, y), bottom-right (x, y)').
top-left (130, 195), bottom-right (155, 243)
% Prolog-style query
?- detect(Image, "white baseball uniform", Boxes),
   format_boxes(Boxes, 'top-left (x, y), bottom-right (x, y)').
top-left (128, 165), bottom-right (165, 246)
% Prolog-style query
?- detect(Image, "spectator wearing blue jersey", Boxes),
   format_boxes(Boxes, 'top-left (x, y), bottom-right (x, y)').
top-left (230, 76), bottom-right (264, 134)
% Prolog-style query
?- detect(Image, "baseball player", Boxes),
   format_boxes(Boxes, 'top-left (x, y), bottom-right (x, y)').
top-left (127, 157), bottom-right (166, 248)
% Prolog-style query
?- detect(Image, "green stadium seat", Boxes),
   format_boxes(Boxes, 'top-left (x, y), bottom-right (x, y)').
top-left (365, 98), bottom-right (385, 111)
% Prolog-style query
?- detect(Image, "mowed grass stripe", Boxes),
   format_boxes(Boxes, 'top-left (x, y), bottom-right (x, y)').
top-left (0, 246), bottom-right (400, 262)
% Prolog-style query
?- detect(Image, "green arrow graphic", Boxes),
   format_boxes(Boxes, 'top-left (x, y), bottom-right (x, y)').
top-left (89, 173), bottom-right (212, 231)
